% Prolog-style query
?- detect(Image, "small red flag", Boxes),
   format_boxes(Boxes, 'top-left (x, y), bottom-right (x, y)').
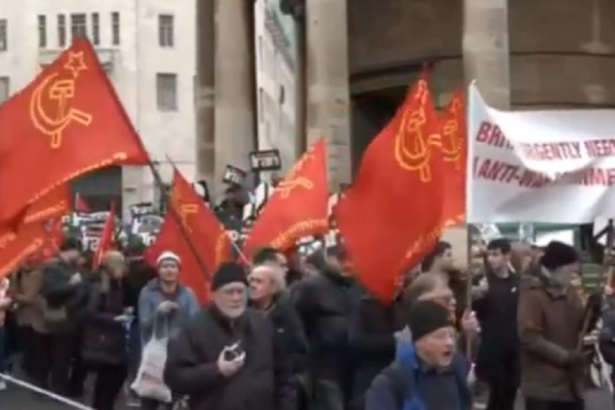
top-left (75, 193), bottom-right (91, 213)
top-left (92, 202), bottom-right (116, 270)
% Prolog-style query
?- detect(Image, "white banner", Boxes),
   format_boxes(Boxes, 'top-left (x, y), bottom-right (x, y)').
top-left (467, 82), bottom-right (615, 223)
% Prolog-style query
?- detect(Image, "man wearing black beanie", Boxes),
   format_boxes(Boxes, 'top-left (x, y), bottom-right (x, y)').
top-left (365, 301), bottom-right (472, 410)
top-left (518, 241), bottom-right (586, 410)
top-left (164, 262), bottom-right (295, 410)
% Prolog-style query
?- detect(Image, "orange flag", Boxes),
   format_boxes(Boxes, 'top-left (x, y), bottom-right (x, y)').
top-left (144, 170), bottom-right (233, 303)
top-left (335, 78), bottom-right (445, 301)
top-left (438, 91), bottom-right (466, 226)
top-left (0, 224), bottom-right (47, 280)
top-left (0, 37), bottom-right (148, 223)
top-left (243, 138), bottom-right (329, 258)
top-left (23, 184), bottom-right (72, 225)
top-left (75, 193), bottom-right (91, 213)
top-left (92, 203), bottom-right (116, 270)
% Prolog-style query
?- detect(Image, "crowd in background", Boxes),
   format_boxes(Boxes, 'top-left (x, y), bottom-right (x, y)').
top-left (0, 235), bottom-right (612, 410)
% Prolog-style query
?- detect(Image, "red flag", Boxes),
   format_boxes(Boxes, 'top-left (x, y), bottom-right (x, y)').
top-left (23, 184), bottom-right (71, 225)
top-left (144, 170), bottom-right (233, 303)
top-left (0, 224), bottom-right (47, 281)
top-left (92, 203), bottom-right (116, 269)
top-left (0, 37), bottom-right (148, 223)
top-left (335, 78), bottom-right (445, 301)
top-left (243, 138), bottom-right (329, 258)
top-left (75, 193), bottom-right (91, 213)
top-left (438, 91), bottom-right (466, 226)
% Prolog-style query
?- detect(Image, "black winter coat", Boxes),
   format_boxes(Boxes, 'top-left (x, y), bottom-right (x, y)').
top-left (348, 295), bottom-right (406, 401)
top-left (293, 269), bottom-right (362, 379)
top-left (255, 292), bottom-right (308, 374)
top-left (163, 306), bottom-right (295, 410)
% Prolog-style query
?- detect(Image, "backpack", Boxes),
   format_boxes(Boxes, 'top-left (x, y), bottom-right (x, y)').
top-left (381, 355), bottom-right (470, 410)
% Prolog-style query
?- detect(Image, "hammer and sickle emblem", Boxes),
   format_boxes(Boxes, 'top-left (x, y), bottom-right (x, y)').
top-left (439, 96), bottom-right (464, 170)
top-left (30, 52), bottom-right (93, 149)
top-left (277, 177), bottom-right (314, 199)
top-left (394, 80), bottom-right (439, 182)
top-left (176, 201), bottom-right (198, 233)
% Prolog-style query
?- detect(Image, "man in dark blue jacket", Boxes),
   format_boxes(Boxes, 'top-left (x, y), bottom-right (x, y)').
top-left (365, 301), bottom-right (471, 410)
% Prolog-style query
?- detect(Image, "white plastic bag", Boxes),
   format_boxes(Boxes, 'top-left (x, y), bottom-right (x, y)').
top-left (131, 319), bottom-right (172, 403)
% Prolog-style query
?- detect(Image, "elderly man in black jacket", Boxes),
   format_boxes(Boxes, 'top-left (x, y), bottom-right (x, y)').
top-left (164, 262), bottom-right (295, 410)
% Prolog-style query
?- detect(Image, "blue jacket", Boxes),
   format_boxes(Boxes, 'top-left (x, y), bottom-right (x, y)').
top-left (138, 279), bottom-right (199, 342)
top-left (365, 342), bottom-right (471, 410)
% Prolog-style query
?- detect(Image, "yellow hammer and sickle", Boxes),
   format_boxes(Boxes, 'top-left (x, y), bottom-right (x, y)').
top-left (277, 177), bottom-right (314, 199)
top-left (394, 81), bottom-right (433, 182)
top-left (439, 96), bottom-right (464, 169)
top-left (30, 54), bottom-right (93, 149)
top-left (175, 201), bottom-right (198, 233)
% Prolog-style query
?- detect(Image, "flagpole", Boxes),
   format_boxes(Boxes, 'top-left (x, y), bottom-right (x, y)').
top-left (146, 159), bottom-right (214, 287)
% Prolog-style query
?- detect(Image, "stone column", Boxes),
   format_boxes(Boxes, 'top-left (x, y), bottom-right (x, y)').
top-left (305, 0), bottom-right (352, 189)
top-left (462, 0), bottom-right (511, 109)
top-left (214, 0), bottom-right (256, 197)
top-left (195, 0), bottom-right (216, 184)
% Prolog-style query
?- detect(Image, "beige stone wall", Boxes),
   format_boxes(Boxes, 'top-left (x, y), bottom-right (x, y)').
top-left (348, 0), bottom-right (615, 108)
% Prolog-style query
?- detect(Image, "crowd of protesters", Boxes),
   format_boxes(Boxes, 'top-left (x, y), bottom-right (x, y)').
top-left (0, 234), bottom-right (613, 410)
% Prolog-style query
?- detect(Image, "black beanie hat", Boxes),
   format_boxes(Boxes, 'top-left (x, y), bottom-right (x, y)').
top-left (540, 241), bottom-right (578, 271)
top-left (60, 237), bottom-right (82, 252)
top-left (211, 262), bottom-right (247, 291)
top-left (407, 300), bottom-right (453, 341)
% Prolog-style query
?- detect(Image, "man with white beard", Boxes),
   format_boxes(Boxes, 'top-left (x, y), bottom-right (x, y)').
top-left (164, 262), bottom-right (295, 410)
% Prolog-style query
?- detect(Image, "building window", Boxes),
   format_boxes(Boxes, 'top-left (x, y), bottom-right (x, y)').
top-left (156, 73), bottom-right (178, 111)
top-left (57, 15), bottom-right (66, 47)
top-left (0, 77), bottom-right (9, 104)
top-left (158, 15), bottom-right (174, 47)
top-left (91, 13), bottom-right (100, 45)
top-left (38, 16), bottom-right (47, 48)
top-left (111, 12), bottom-right (120, 45)
top-left (0, 20), bottom-right (7, 51)
top-left (70, 13), bottom-right (87, 40)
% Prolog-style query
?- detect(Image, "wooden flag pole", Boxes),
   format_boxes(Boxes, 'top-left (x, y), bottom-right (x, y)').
top-left (146, 159), bottom-right (213, 286)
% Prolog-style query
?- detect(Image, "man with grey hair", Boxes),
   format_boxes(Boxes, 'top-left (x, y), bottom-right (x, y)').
top-left (249, 263), bottom-right (308, 374)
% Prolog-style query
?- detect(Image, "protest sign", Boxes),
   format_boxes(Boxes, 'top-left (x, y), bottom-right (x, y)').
top-left (467, 83), bottom-right (615, 223)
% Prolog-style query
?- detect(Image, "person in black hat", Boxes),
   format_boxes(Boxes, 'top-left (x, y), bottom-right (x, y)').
top-left (518, 241), bottom-right (586, 410)
top-left (365, 300), bottom-right (471, 410)
top-left (164, 262), bottom-right (295, 410)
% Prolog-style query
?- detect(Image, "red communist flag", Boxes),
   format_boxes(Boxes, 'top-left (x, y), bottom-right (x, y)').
top-left (144, 170), bottom-right (233, 303)
top-left (0, 37), bottom-right (148, 223)
top-left (92, 202), bottom-right (116, 270)
top-left (438, 91), bottom-right (466, 227)
top-left (75, 193), bottom-right (91, 213)
top-left (0, 224), bottom-right (47, 281)
top-left (23, 184), bottom-right (72, 225)
top-left (335, 77), bottom-right (445, 301)
top-left (243, 138), bottom-right (329, 258)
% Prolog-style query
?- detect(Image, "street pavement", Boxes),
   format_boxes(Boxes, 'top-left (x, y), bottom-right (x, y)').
top-left (2, 377), bottom-right (614, 410)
